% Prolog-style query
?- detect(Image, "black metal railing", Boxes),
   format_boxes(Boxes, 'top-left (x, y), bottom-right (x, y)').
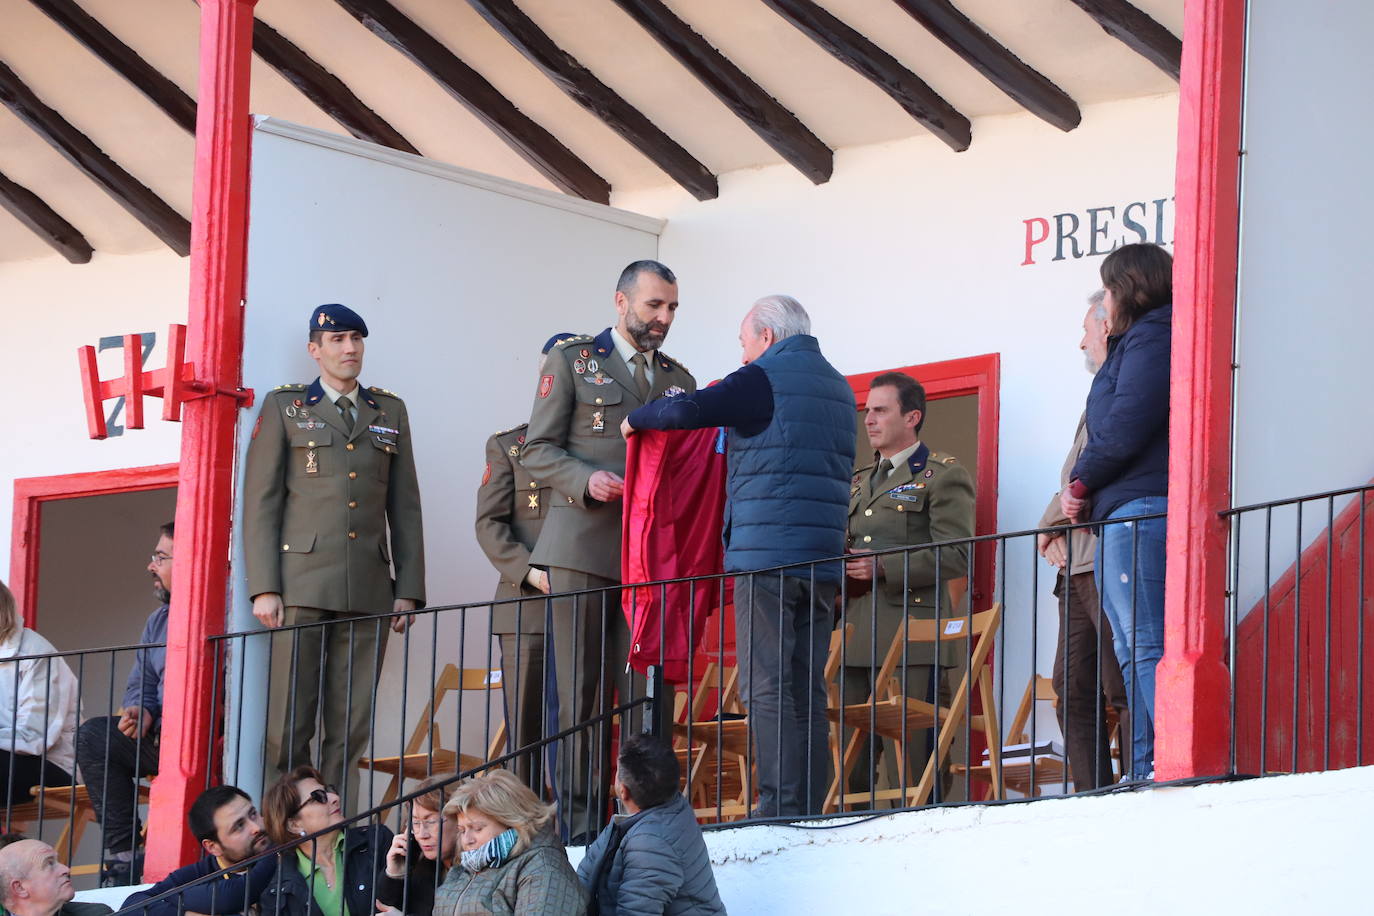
top-left (1225, 482), bottom-right (1374, 777)
top-left (0, 639), bottom-right (163, 886)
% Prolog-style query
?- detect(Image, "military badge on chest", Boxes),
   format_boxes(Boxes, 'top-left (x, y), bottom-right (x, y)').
top-left (591, 409), bottom-right (605, 432)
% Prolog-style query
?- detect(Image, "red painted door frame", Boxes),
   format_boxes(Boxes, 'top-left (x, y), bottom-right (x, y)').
top-left (1154, 0), bottom-right (1245, 779)
top-left (848, 353), bottom-right (1001, 609)
top-left (9, 464), bottom-right (180, 627)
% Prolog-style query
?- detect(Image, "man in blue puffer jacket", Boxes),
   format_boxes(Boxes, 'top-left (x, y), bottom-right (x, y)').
top-left (624, 295), bottom-right (856, 817)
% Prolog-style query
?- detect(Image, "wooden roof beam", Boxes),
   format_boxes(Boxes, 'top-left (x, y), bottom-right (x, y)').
top-left (0, 168), bottom-right (94, 263)
top-left (28, 0), bottom-right (197, 134)
top-left (251, 18), bottom-right (421, 155)
top-left (467, 0), bottom-right (717, 200)
top-left (611, 0), bottom-right (832, 185)
top-left (0, 59), bottom-right (190, 255)
top-left (1066, 0), bottom-right (1182, 81)
top-left (892, 0), bottom-right (1080, 132)
top-left (332, 0), bottom-right (611, 203)
top-left (760, 0), bottom-right (971, 152)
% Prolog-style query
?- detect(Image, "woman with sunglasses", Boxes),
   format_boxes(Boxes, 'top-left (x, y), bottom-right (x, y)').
top-left (376, 775), bottom-right (459, 916)
top-left (432, 769), bottom-right (585, 915)
top-left (158, 766), bottom-right (393, 916)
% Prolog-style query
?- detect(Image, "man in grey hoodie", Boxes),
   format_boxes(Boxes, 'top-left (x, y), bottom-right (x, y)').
top-left (577, 736), bottom-right (726, 915)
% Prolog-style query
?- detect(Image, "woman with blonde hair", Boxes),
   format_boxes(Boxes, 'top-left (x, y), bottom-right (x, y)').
top-left (0, 580), bottom-right (79, 807)
top-left (432, 769), bottom-right (585, 915)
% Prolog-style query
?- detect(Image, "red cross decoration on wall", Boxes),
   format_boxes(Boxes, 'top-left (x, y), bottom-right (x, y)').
top-left (77, 324), bottom-right (254, 439)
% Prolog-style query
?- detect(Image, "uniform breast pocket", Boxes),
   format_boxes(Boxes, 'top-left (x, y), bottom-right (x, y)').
top-left (290, 430), bottom-right (333, 477)
top-left (368, 435), bottom-right (397, 480)
top-left (574, 383), bottom-right (622, 435)
top-left (882, 490), bottom-right (928, 516)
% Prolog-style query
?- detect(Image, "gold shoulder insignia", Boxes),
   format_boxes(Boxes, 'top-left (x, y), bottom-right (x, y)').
top-left (369, 386), bottom-right (400, 398)
top-left (943, 456), bottom-right (957, 464)
top-left (496, 422), bottom-right (529, 437)
top-left (555, 335), bottom-right (594, 349)
top-left (272, 383), bottom-right (306, 391)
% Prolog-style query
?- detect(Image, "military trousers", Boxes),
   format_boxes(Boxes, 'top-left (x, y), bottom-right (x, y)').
top-left (839, 663), bottom-right (954, 803)
top-left (498, 629), bottom-right (547, 792)
top-left (545, 568), bottom-right (638, 843)
top-left (265, 607), bottom-right (390, 815)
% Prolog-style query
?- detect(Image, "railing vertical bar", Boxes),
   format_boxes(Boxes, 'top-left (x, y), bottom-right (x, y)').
top-left (1261, 506), bottom-right (1272, 774)
top-left (1324, 496), bottom-right (1334, 771)
top-left (1294, 506), bottom-right (1303, 773)
top-left (1359, 492), bottom-right (1367, 765)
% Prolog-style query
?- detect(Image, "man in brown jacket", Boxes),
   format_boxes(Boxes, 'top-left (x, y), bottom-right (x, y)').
top-left (844, 372), bottom-right (974, 799)
top-left (521, 261), bottom-right (696, 840)
top-left (473, 333), bottom-right (577, 788)
top-left (242, 304), bottom-right (425, 812)
top-left (1037, 290), bottom-right (1129, 790)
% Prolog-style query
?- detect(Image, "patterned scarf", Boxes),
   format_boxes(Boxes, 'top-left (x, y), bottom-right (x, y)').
top-left (460, 828), bottom-right (519, 873)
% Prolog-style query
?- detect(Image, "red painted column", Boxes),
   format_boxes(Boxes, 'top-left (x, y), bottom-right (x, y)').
top-left (144, 0), bottom-right (258, 878)
top-left (1154, 0), bottom-right (1246, 780)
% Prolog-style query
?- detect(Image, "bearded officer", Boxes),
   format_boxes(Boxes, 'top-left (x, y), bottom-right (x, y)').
top-left (473, 332), bottom-right (578, 789)
top-left (521, 260), bottom-right (697, 841)
top-left (843, 371), bottom-right (974, 802)
top-left (242, 303), bottom-right (425, 813)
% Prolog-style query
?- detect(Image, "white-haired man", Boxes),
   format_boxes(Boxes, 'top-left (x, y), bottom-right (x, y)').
top-left (624, 294), bottom-right (855, 817)
top-left (0, 839), bottom-right (110, 916)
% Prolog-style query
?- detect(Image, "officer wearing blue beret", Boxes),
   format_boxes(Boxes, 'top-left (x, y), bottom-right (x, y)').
top-left (242, 303), bottom-right (426, 812)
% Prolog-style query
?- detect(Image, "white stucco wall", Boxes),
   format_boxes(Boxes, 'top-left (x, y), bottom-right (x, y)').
top-left (0, 248), bottom-right (188, 582)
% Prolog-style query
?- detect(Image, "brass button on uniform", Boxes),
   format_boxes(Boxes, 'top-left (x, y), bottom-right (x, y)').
top-left (528, 481), bottom-right (537, 488)
top-left (345, 443), bottom-right (355, 451)
top-left (348, 471), bottom-right (357, 479)
top-left (348, 500), bottom-right (357, 509)
top-left (864, 509), bottom-right (873, 517)
top-left (897, 505), bottom-right (905, 512)
top-left (348, 531), bottom-right (357, 539)
top-left (862, 535), bottom-right (872, 543)
top-left (307, 441), bottom-right (316, 448)
top-left (594, 397), bottom-right (603, 405)
top-left (914, 597), bottom-right (923, 604)
top-left (282, 543), bottom-right (290, 551)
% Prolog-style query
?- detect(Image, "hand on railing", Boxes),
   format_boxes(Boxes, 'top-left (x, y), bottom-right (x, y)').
top-left (391, 599), bottom-right (418, 634)
top-left (1037, 532), bottom-right (1068, 569)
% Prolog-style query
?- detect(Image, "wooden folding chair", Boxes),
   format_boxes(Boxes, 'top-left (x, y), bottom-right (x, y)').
top-left (676, 624), bottom-right (851, 821)
top-left (825, 604), bottom-right (1003, 812)
top-left (357, 664), bottom-right (507, 804)
top-left (4, 783), bottom-right (152, 876)
top-left (951, 675), bottom-right (1067, 798)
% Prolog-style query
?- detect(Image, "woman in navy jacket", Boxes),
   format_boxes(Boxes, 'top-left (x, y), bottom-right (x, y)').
top-left (1064, 243), bottom-right (1173, 780)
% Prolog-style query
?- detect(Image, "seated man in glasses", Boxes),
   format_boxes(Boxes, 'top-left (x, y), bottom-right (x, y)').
top-left (121, 785), bottom-right (271, 916)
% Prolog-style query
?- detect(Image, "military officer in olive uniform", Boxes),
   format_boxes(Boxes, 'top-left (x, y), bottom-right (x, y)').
top-left (521, 260), bottom-right (696, 841)
top-left (243, 304), bottom-right (425, 813)
top-left (843, 372), bottom-right (974, 800)
top-left (474, 332), bottom-right (578, 789)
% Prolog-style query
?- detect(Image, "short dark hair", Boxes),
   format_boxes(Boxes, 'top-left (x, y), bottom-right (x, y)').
top-left (308, 329), bottom-right (324, 345)
top-left (189, 785), bottom-right (252, 844)
top-left (1100, 243), bottom-right (1173, 335)
top-left (160, 520), bottom-right (175, 540)
top-left (616, 735), bottom-right (679, 810)
top-left (616, 260), bottom-right (676, 297)
top-left (870, 372), bottom-right (927, 433)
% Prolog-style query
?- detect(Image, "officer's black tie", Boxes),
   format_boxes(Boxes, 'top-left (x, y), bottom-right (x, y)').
top-left (336, 395), bottom-right (355, 433)
top-left (629, 352), bottom-right (651, 400)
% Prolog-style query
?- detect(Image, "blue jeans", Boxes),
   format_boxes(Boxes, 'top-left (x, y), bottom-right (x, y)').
top-left (1095, 496), bottom-right (1167, 779)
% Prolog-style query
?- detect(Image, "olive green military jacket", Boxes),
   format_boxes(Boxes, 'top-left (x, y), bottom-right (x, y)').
top-left (475, 424), bottom-right (554, 635)
top-left (242, 379), bottom-right (426, 614)
top-left (521, 328), bottom-right (697, 581)
top-left (844, 443), bottom-right (974, 668)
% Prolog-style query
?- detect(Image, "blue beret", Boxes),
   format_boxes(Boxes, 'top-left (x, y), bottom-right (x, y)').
top-left (311, 304), bottom-right (368, 337)
top-left (542, 332), bottom-right (579, 354)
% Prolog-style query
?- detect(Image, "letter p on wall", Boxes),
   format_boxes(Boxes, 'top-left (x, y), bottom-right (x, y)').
top-left (1022, 218), bottom-right (1050, 266)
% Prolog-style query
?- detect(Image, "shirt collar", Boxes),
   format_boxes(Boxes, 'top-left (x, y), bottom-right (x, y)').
top-left (317, 378), bottom-right (359, 405)
top-left (611, 326), bottom-right (655, 366)
top-left (880, 439), bottom-right (921, 472)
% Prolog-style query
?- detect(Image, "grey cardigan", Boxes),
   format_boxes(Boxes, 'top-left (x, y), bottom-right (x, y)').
top-left (577, 794), bottom-right (726, 916)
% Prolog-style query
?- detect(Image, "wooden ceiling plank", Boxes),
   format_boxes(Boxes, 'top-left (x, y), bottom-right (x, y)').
top-left (760, 0), bottom-right (971, 152)
top-left (611, 0), bottom-right (832, 184)
top-left (1066, 0), bottom-right (1182, 81)
top-left (0, 60), bottom-right (190, 255)
top-left (332, 0), bottom-right (611, 203)
top-left (892, 0), bottom-right (1080, 132)
top-left (0, 168), bottom-right (94, 263)
top-left (28, 0), bottom-right (197, 134)
top-left (251, 18), bottom-right (422, 156)
top-left (467, 0), bottom-right (717, 200)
